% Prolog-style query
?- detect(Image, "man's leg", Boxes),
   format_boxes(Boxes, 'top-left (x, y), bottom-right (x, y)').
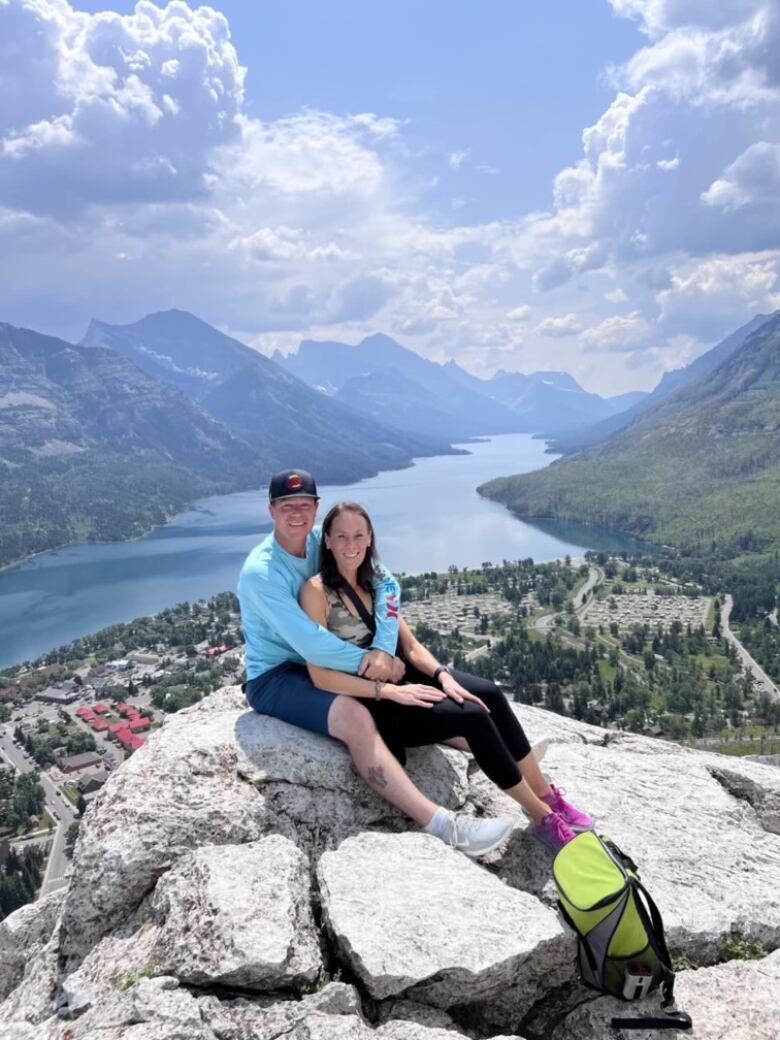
top-left (327, 696), bottom-right (439, 826)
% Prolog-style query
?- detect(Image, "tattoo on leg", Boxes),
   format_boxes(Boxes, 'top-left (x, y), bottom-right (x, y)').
top-left (368, 765), bottom-right (388, 789)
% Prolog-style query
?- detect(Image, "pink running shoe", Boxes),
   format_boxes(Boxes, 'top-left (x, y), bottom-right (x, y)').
top-left (542, 785), bottom-right (594, 832)
top-left (536, 811), bottom-right (578, 852)
top-left (534, 811), bottom-right (575, 852)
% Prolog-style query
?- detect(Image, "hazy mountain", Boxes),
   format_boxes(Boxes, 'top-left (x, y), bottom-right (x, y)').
top-left (0, 322), bottom-right (262, 567)
top-left (486, 370), bottom-right (646, 431)
top-left (276, 334), bottom-right (645, 437)
top-left (81, 311), bottom-right (455, 483)
top-left (275, 333), bottom-right (525, 436)
top-left (333, 368), bottom-right (477, 441)
top-left (548, 312), bottom-right (779, 454)
top-left (478, 313), bottom-right (780, 553)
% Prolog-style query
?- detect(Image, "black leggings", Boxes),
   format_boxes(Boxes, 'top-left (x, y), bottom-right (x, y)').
top-left (364, 665), bottom-right (531, 790)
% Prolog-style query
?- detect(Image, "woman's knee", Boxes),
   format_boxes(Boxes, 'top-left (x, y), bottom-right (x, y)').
top-left (327, 696), bottom-right (377, 743)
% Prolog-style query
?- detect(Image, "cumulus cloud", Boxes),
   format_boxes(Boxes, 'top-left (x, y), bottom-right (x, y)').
top-left (702, 142), bottom-right (780, 210)
top-left (0, 0), bottom-right (245, 213)
top-left (582, 311), bottom-right (650, 350)
top-left (656, 252), bottom-right (780, 335)
top-left (534, 314), bottom-right (583, 337)
top-left (507, 304), bottom-right (531, 321)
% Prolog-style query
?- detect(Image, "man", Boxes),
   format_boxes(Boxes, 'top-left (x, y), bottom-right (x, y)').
top-left (237, 468), bottom-right (512, 857)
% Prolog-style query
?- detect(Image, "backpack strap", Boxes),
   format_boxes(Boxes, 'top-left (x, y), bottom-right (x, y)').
top-left (611, 1010), bottom-right (693, 1030)
top-left (611, 876), bottom-right (693, 1032)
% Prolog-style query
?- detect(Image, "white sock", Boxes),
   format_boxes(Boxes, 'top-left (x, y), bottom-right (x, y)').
top-left (423, 806), bottom-right (453, 837)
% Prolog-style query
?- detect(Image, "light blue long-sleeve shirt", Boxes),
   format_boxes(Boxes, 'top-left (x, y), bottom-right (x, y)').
top-left (238, 526), bottom-right (400, 680)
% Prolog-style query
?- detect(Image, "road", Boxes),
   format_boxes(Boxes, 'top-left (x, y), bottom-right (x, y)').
top-left (0, 727), bottom-right (77, 898)
top-left (721, 594), bottom-right (780, 702)
top-left (533, 564), bottom-right (604, 636)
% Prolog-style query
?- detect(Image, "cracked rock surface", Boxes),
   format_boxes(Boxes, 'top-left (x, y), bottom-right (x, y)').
top-left (2, 685), bottom-right (779, 1039)
top-left (318, 830), bottom-right (572, 1016)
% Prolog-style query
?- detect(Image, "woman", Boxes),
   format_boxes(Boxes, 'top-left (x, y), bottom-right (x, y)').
top-left (299, 501), bottom-right (594, 852)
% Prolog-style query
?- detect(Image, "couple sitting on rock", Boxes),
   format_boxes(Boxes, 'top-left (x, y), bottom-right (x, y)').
top-left (238, 467), bottom-right (593, 857)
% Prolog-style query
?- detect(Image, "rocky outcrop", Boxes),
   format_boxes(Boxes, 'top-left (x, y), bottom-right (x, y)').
top-left (1, 684), bottom-right (779, 1039)
top-left (318, 831), bottom-right (571, 1017)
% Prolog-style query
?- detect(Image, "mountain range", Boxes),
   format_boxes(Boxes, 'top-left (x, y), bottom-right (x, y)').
top-left (479, 312), bottom-right (780, 553)
top-left (81, 312), bottom-right (450, 480)
top-left (273, 333), bottom-right (643, 440)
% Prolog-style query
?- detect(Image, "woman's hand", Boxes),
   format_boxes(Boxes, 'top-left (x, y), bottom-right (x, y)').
top-left (381, 683), bottom-right (446, 708)
top-left (440, 673), bottom-right (490, 712)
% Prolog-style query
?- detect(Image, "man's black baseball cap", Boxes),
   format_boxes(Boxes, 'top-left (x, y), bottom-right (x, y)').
top-left (268, 468), bottom-right (319, 502)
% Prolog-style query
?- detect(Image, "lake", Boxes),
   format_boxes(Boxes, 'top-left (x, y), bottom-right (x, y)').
top-left (0, 434), bottom-right (651, 668)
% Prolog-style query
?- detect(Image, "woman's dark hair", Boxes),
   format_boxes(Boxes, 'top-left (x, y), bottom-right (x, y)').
top-left (320, 501), bottom-right (381, 592)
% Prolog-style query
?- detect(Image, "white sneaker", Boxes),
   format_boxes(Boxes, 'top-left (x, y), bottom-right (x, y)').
top-left (437, 813), bottom-right (513, 858)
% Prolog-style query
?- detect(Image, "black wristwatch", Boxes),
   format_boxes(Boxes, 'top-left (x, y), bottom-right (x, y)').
top-left (433, 665), bottom-right (451, 683)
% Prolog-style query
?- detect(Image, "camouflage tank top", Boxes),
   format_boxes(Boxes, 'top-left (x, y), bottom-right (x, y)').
top-left (324, 585), bottom-right (373, 649)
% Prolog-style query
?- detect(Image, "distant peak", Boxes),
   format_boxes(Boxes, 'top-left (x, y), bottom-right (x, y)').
top-left (358, 332), bottom-right (407, 351)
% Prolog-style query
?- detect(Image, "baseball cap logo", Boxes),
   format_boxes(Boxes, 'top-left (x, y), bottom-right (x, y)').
top-left (287, 473), bottom-right (303, 490)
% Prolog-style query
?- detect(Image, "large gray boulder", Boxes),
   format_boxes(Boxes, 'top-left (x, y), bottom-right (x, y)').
top-left (60, 836), bottom-right (322, 1014)
top-left (60, 687), bottom-right (468, 966)
top-left (318, 831), bottom-right (573, 1018)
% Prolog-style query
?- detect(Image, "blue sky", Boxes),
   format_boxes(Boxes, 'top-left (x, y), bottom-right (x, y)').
top-left (3, 1), bottom-right (780, 392)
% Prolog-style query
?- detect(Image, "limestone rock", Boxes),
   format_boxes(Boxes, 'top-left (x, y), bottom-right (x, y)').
top-left (151, 836), bottom-right (321, 988)
top-left (547, 948), bottom-right (780, 1040)
top-left (0, 918), bottom-right (62, 1025)
top-left (317, 831), bottom-right (573, 1017)
top-left (0, 888), bottom-right (64, 1001)
top-left (60, 695), bottom-right (468, 967)
top-left (478, 740), bottom-right (780, 963)
top-left (234, 711), bottom-right (469, 839)
top-left (60, 707), bottom-right (268, 964)
top-left (196, 984), bottom-right (364, 1040)
top-left (61, 837), bottom-right (321, 1013)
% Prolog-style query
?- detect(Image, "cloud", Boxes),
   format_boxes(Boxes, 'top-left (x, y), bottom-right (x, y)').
top-left (3, 0), bottom-right (780, 397)
top-left (702, 142), bottom-right (780, 210)
top-left (534, 313), bottom-right (583, 337)
top-left (582, 311), bottom-right (650, 350)
top-left (0, 0), bottom-right (245, 214)
top-left (656, 252), bottom-right (780, 335)
top-left (507, 304), bottom-right (532, 321)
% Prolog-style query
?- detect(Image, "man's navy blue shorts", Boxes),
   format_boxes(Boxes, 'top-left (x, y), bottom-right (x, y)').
top-left (245, 662), bottom-right (336, 736)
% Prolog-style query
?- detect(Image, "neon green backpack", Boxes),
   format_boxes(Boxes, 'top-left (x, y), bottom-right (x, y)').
top-left (553, 831), bottom-right (692, 1031)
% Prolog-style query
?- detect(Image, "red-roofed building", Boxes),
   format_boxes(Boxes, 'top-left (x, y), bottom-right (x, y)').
top-left (108, 722), bottom-right (130, 740)
top-left (76, 707), bottom-right (95, 721)
top-left (117, 730), bottom-right (134, 749)
top-left (91, 719), bottom-right (109, 732)
top-left (129, 735), bottom-right (146, 751)
top-left (115, 702), bottom-right (130, 714)
top-left (92, 703), bottom-right (109, 715)
top-left (129, 718), bottom-right (151, 733)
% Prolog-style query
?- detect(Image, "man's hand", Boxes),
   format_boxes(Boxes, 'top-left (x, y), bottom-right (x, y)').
top-left (389, 656), bottom-right (406, 682)
top-left (359, 649), bottom-right (397, 681)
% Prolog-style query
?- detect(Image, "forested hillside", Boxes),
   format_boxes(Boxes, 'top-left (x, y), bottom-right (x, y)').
top-left (479, 314), bottom-right (780, 555)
